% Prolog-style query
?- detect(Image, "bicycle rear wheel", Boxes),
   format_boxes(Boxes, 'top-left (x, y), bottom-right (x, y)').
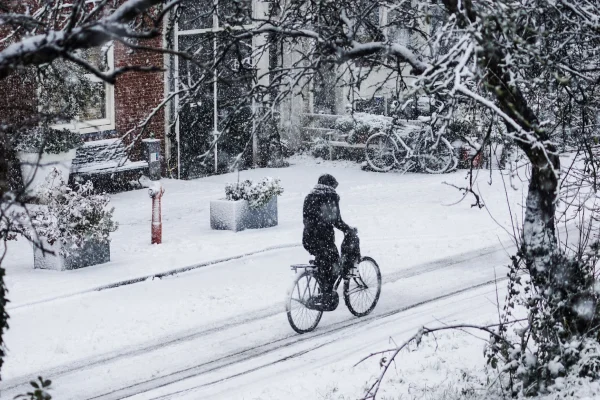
top-left (286, 270), bottom-right (324, 333)
top-left (419, 137), bottom-right (456, 174)
top-left (365, 133), bottom-right (398, 172)
top-left (343, 257), bottom-right (382, 317)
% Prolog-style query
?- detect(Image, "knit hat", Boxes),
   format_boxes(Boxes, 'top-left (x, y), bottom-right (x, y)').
top-left (318, 174), bottom-right (338, 188)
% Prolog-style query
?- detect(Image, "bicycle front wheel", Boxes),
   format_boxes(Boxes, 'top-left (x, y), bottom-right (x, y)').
top-left (286, 271), bottom-right (323, 333)
top-left (419, 137), bottom-right (456, 174)
top-left (344, 257), bottom-right (382, 317)
top-left (365, 133), bottom-right (398, 172)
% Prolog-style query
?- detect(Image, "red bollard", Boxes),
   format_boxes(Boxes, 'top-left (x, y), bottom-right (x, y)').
top-left (149, 185), bottom-right (165, 244)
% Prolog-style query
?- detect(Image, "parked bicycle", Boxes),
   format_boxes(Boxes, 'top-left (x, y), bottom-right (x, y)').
top-left (365, 123), bottom-right (457, 173)
top-left (286, 256), bottom-right (382, 334)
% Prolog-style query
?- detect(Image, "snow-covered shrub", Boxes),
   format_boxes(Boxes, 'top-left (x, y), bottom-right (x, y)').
top-left (14, 126), bottom-right (83, 154)
top-left (25, 169), bottom-right (118, 255)
top-left (445, 120), bottom-right (477, 144)
top-left (485, 248), bottom-right (600, 397)
top-left (334, 112), bottom-right (391, 144)
top-left (311, 137), bottom-right (330, 159)
top-left (225, 177), bottom-right (283, 209)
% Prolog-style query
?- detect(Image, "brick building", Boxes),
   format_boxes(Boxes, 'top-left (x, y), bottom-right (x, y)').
top-left (1, 0), bottom-right (423, 185)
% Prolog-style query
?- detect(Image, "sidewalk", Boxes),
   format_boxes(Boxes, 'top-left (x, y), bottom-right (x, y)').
top-left (3, 156), bottom-right (525, 309)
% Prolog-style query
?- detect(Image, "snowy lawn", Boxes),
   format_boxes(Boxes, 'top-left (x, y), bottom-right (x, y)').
top-left (3, 155), bottom-right (525, 308)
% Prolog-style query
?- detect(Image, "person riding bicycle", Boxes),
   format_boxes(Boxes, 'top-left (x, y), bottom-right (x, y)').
top-left (303, 174), bottom-right (356, 307)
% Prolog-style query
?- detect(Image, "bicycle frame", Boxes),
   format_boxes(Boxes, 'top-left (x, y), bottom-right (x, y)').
top-left (386, 124), bottom-right (449, 169)
top-left (286, 257), bottom-right (381, 332)
top-left (290, 263), bottom-right (368, 293)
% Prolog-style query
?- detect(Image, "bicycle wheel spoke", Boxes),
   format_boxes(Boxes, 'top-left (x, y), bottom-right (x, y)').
top-left (297, 282), bottom-right (304, 300)
top-left (366, 134), bottom-right (396, 171)
top-left (287, 272), bottom-right (323, 333)
top-left (344, 258), bottom-right (381, 317)
top-left (420, 140), bottom-right (454, 173)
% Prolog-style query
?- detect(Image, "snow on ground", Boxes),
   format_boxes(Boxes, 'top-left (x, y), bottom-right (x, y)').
top-left (4, 155), bottom-right (524, 307)
top-left (0, 156), bottom-right (536, 399)
top-left (2, 247), bottom-right (511, 399)
top-left (178, 285), bottom-right (503, 400)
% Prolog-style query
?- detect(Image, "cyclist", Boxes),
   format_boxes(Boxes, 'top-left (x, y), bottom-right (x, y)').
top-left (302, 174), bottom-right (355, 307)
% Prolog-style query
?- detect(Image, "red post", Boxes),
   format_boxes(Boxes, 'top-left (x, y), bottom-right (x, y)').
top-left (149, 185), bottom-right (165, 244)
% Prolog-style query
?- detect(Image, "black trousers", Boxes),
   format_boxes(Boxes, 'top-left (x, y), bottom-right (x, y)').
top-left (308, 242), bottom-right (339, 294)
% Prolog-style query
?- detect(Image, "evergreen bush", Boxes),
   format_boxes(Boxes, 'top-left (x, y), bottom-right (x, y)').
top-left (225, 177), bottom-right (284, 209)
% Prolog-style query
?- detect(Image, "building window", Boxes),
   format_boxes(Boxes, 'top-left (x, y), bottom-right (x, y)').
top-left (174, 0), bottom-right (255, 177)
top-left (313, 65), bottom-right (337, 115)
top-left (40, 44), bottom-right (115, 134)
top-left (386, 1), bottom-right (415, 48)
top-left (178, 0), bottom-right (253, 32)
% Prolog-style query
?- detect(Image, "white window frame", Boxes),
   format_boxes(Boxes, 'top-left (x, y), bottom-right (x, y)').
top-left (51, 44), bottom-right (116, 134)
top-left (175, 0), bottom-right (258, 176)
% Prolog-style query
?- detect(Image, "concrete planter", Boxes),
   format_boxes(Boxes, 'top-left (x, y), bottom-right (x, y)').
top-left (210, 197), bottom-right (278, 232)
top-left (33, 237), bottom-right (111, 271)
top-left (17, 149), bottom-right (77, 197)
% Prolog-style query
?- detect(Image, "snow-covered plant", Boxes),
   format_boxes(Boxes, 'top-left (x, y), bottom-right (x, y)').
top-left (14, 376), bottom-right (52, 400)
top-left (26, 169), bottom-right (118, 255)
top-left (445, 120), bottom-right (477, 145)
top-left (311, 137), bottom-right (330, 159)
top-left (334, 113), bottom-right (391, 144)
top-left (225, 177), bottom-right (283, 209)
top-left (14, 126), bottom-right (83, 154)
top-left (485, 246), bottom-right (600, 396)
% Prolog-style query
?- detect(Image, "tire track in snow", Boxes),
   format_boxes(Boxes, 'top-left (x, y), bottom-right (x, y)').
top-left (1, 242), bottom-right (509, 394)
top-left (87, 278), bottom-right (506, 400)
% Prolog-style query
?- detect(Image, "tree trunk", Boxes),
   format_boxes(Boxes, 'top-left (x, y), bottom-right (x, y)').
top-left (523, 157), bottom-right (560, 279)
top-left (0, 131), bottom-right (10, 379)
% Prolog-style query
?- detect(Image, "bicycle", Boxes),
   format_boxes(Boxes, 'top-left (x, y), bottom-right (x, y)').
top-left (286, 256), bottom-right (382, 334)
top-left (364, 122), bottom-right (457, 173)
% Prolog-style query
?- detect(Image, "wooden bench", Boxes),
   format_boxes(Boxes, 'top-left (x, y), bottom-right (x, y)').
top-left (70, 138), bottom-right (149, 192)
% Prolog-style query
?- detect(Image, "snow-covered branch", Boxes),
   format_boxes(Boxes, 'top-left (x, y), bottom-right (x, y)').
top-left (0, 0), bottom-right (170, 81)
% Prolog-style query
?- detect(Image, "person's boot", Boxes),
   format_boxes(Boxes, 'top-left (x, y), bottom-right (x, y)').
top-left (306, 289), bottom-right (338, 311)
top-left (323, 290), bottom-right (339, 311)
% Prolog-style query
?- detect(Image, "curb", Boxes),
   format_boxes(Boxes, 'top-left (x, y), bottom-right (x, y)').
top-left (10, 243), bottom-right (302, 310)
top-left (98, 243), bottom-right (302, 290)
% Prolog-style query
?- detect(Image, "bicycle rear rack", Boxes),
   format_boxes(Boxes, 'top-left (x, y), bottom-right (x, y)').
top-left (290, 263), bottom-right (316, 272)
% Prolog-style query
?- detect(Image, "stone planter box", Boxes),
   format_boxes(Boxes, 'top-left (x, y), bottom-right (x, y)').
top-left (17, 149), bottom-right (77, 197)
top-left (34, 237), bottom-right (111, 271)
top-left (210, 197), bottom-right (278, 232)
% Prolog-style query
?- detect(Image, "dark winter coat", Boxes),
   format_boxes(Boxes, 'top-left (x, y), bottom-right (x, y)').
top-left (302, 184), bottom-right (350, 254)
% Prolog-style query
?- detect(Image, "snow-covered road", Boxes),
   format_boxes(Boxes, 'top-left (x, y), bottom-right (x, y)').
top-left (0, 241), bottom-right (512, 400)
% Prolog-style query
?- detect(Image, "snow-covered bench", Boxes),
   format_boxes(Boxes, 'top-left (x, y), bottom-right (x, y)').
top-left (323, 131), bottom-right (366, 160)
top-left (327, 138), bottom-right (366, 159)
top-left (70, 138), bottom-right (149, 192)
